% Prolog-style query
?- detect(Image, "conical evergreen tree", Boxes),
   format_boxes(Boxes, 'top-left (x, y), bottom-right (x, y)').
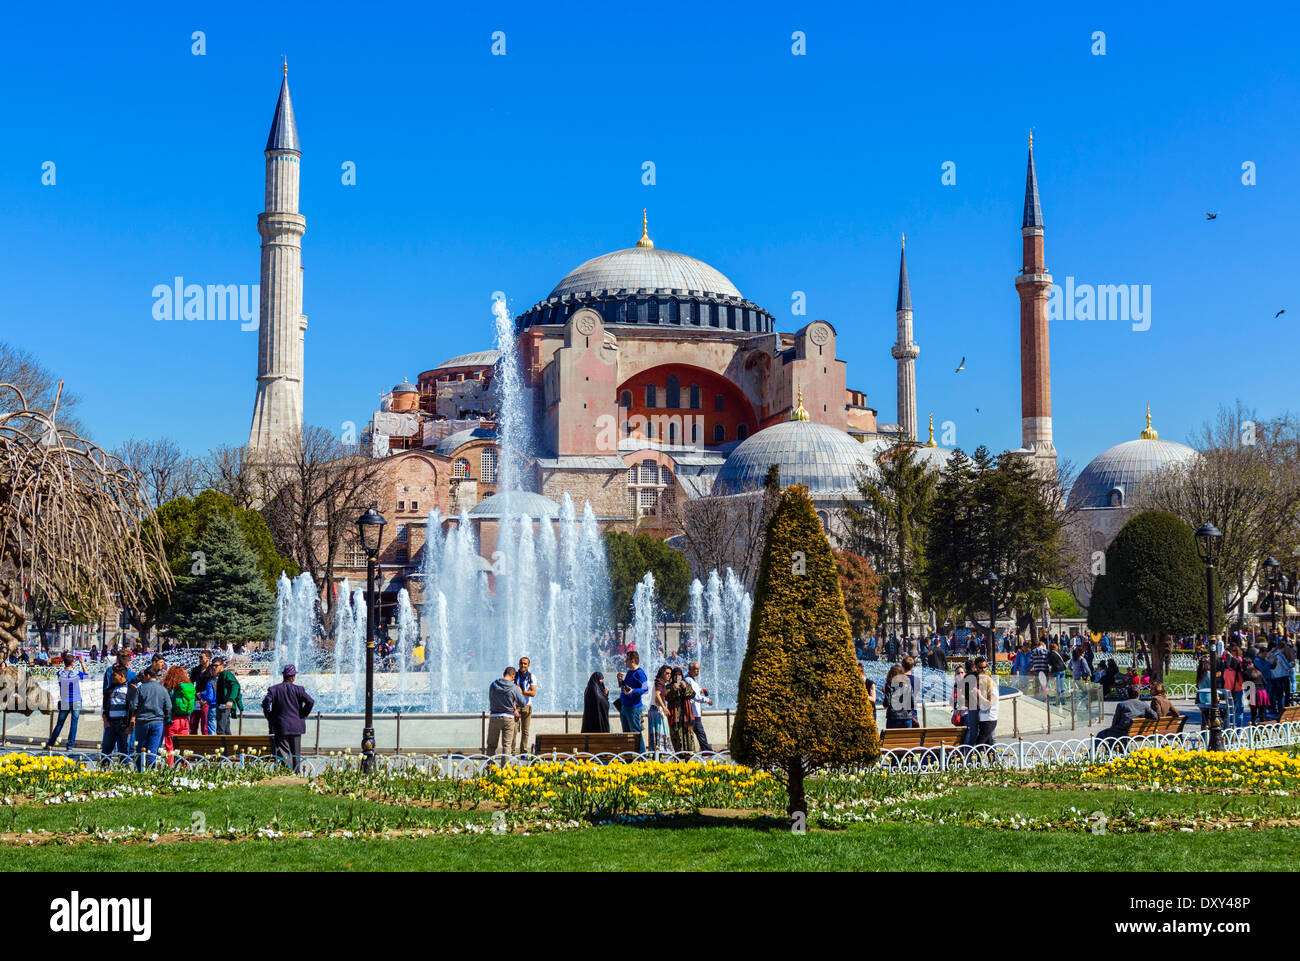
top-left (730, 485), bottom-right (880, 815)
top-left (168, 511), bottom-right (275, 647)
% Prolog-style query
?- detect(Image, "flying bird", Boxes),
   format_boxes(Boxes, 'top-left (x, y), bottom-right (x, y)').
top-left (1205, 211), bottom-right (1218, 220)
top-left (1276, 309), bottom-right (1286, 318)
top-left (954, 357), bottom-right (966, 373)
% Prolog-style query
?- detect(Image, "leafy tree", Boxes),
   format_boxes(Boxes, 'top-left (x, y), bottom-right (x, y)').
top-left (925, 446), bottom-right (1064, 641)
top-left (731, 485), bottom-right (880, 816)
top-left (1088, 509), bottom-right (1220, 681)
top-left (167, 511), bottom-right (275, 647)
top-left (843, 441), bottom-right (937, 640)
top-left (603, 531), bottom-right (691, 626)
top-left (833, 549), bottom-right (881, 638)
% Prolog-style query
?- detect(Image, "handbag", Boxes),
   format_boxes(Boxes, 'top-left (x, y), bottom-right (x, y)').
top-left (951, 710), bottom-right (963, 726)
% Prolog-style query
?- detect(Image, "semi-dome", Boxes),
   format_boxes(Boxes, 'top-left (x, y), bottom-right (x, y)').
top-left (434, 426), bottom-right (496, 456)
top-left (514, 215), bottom-right (775, 335)
top-left (713, 418), bottom-right (879, 498)
top-left (1068, 408), bottom-right (1198, 510)
top-left (467, 491), bottom-right (561, 519)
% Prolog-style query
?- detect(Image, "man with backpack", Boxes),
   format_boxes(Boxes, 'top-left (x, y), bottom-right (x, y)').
top-left (212, 656), bottom-right (243, 735)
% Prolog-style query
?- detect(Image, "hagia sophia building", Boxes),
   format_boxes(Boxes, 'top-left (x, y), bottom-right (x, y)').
top-left (245, 71), bottom-right (1195, 614)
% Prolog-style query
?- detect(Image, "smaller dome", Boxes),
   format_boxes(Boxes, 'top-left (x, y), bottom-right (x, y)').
top-left (1069, 435), bottom-right (1198, 510)
top-left (434, 427), bottom-right (496, 457)
top-left (714, 420), bottom-right (878, 498)
top-left (467, 492), bottom-right (561, 519)
top-left (392, 380), bottom-right (418, 395)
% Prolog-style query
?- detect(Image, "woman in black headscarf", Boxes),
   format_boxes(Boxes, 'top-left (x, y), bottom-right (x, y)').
top-left (581, 672), bottom-right (610, 733)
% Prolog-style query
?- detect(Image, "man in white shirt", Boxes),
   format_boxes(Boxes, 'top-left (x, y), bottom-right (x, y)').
top-left (685, 662), bottom-right (713, 752)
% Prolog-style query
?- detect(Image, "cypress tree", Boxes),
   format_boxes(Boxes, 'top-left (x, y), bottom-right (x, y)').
top-left (730, 485), bottom-right (880, 816)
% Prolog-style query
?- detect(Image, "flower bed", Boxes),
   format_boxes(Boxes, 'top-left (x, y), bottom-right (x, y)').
top-left (1083, 747), bottom-right (1300, 792)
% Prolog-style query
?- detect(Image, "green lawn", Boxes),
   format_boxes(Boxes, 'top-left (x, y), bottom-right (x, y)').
top-left (2, 782), bottom-right (1297, 871)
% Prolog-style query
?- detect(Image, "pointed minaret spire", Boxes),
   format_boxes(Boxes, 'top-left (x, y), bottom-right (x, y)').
top-left (265, 68), bottom-right (301, 154)
top-left (636, 208), bottom-right (654, 248)
top-left (1022, 130), bottom-right (1043, 229)
top-left (891, 234), bottom-right (920, 442)
top-left (1016, 132), bottom-right (1055, 476)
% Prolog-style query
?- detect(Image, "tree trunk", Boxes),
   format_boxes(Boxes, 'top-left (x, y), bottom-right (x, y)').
top-left (786, 756), bottom-right (806, 816)
top-left (1150, 631), bottom-right (1172, 684)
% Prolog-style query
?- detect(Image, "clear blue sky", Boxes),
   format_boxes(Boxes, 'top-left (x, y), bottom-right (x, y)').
top-left (2, 0), bottom-right (1296, 474)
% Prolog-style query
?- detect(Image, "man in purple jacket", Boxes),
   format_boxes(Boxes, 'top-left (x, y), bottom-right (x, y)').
top-left (261, 664), bottom-right (315, 772)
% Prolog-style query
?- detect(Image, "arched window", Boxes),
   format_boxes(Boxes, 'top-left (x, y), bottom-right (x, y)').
top-left (619, 390), bottom-right (632, 409)
top-left (646, 384), bottom-right (657, 409)
top-left (453, 458), bottom-right (470, 478)
top-left (713, 424), bottom-right (726, 443)
top-left (691, 422), bottom-right (698, 444)
top-left (480, 447), bottom-right (498, 484)
top-left (689, 384), bottom-right (701, 409)
top-left (668, 421), bottom-right (677, 444)
top-left (666, 375), bottom-right (680, 409)
top-left (737, 424), bottom-right (749, 440)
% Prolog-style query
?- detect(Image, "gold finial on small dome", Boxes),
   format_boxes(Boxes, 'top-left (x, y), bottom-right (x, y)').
top-left (925, 413), bottom-right (937, 447)
top-left (791, 382), bottom-right (810, 422)
top-left (901, 232), bottom-right (905, 250)
top-left (1028, 129), bottom-right (1034, 150)
top-left (636, 208), bottom-right (654, 248)
top-left (1140, 403), bottom-right (1159, 440)
top-left (283, 56), bottom-right (288, 76)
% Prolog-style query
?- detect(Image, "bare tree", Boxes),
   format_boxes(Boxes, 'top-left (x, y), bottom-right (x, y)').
top-left (1138, 402), bottom-right (1300, 623)
top-left (114, 437), bottom-right (202, 507)
top-left (261, 426), bottom-right (386, 628)
top-left (199, 443), bottom-right (264, 511)
top-left (0, 380), bottom-right (170, 655)
top-left (666, 465), bottom-right (779, 591)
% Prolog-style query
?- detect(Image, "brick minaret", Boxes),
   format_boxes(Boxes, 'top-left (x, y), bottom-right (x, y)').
top-left (1015, 133), bottom-right (1055, 474)
top-left (248, 62), bottom-right (307, 456)
top-left (891, 234), bottom-right (919, 442)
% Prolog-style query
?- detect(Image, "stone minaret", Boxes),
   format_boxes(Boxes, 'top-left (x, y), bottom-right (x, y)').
top-left (891, 234), bottom-right (919, 442)
top-left (1015, 133), bottom-right (1055, 473)
top-left (248, 63), bottom-right (306, 457)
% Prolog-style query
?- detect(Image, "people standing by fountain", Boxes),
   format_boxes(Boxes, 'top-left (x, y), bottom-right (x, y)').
top-left (486, 666), bottom-right (528, 756)
top-left (129, 667), bottom-right (171, 770)
top-left (648, 666), bottom-right (673, 753)
top-left (261, 665), bottom-right (314, 772)
top-left (617, 650), bottom-right (648, 752)
top-left (686, 662), bottom-right (713, 752)
top-left (160, 666), bottom-right (192, 765)
top-left (101, 667), bottom-right (132, 761)
top-left (187, 650), bottom-right (214, 734)
top-left (45, 652), bottom-right (86, 751)
top-left (511, 656), bottom-right (537, 755)
top-left (212, 656), bottom-right (243, 735)
top-left (666, 667), bottom-right (695, 754)
top-left (581, 672), bottom-right (609, 733)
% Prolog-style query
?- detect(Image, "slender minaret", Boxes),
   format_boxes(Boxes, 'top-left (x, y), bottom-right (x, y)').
top-left (248, 61), bottom-right (306, 457)
top-left (1015, 133), bottom-right (1055, 473)
top-left (891, 234), bottom-right (919, 442)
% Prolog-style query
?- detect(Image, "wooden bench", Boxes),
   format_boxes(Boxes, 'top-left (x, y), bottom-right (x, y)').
top-left (533, 733), bottom-right (641, 755)
top-left (878, 727), bottom-right (967, 753)
top-left (1121, 715), bottom-right (1186, 737)
top-left (172, 734), bottom-right (275, 757)
top-left (1279, 706), bottom-right (1300, 724)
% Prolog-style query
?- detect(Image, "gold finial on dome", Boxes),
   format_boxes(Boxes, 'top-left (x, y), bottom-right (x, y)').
top-left (1140, 403), bottom-right (1159, 440)
top-left (636, 208), bottom-right (654, 248)
top-left (791, 382), bottom-right (810, 422)
top-left (901, 232), bottom-right (905, 250)
top-left (925, 412), bottom-right (937, 447)
top-left (1028, 129), bottom-right (1033, 150)
top-left (283, 56), bottom-right (288, 76)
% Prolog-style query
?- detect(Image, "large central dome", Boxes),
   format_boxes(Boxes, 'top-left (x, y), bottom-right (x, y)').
top-left (514, 217), bottom-right (775, 335)
top-left (548, 246), bottom-right (743, 300)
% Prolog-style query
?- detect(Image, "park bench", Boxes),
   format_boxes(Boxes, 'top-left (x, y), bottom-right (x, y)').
top-left (878, 727), bottom-right (968, 762)
top-left (1126, 715), bottom-right (1187, 737)
top-left (172, 734), bottom-right (275, 757)
top-left (1278, 706), bottom-right (1300, 724)
top-left (532, 733), bottom-right (641, 756)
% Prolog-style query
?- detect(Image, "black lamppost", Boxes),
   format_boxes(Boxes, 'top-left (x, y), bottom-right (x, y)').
top-left (1195, 523), bottom-right (1224, 751)
top-left (1264, 556), bottom-right (1282, 644)
top-left (889, 586), bottom-right (900, 658)
top-left (985, 572), bottom-right (999, 660)
top-left (357, 506), bottom-right (387, 773)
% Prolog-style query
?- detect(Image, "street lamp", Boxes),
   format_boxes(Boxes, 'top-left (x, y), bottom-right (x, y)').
top-left (356, 506), bottom-right (387, 773)
top-left (1195, 522), bottom-right (1224, 751)
top-left (1264, 556), bottom-right (1282, 644)
top-left (985, 572), bottom-right (999, 661)
top-left (888, 586), bottom-right (900, 659)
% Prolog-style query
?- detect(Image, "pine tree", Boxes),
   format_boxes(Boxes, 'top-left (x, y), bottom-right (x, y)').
top-left (730, 485), bottom-right (880, 816)
top-left (168, 511), bottom-right (275, 647)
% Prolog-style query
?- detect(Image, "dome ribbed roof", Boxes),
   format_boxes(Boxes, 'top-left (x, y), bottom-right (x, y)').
top-left (434, 427), bottom-right (496, 457)
top-left (549, 247), bottom-right (743, 301)
top-left (714, 421), bottom-right (878, 498)
top-left (431, 350), bottom-right (499, 372)
top-left (1068, 437), bottom-right (1198, 510)
top-left (468, 492), bottom-right (560, 519)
